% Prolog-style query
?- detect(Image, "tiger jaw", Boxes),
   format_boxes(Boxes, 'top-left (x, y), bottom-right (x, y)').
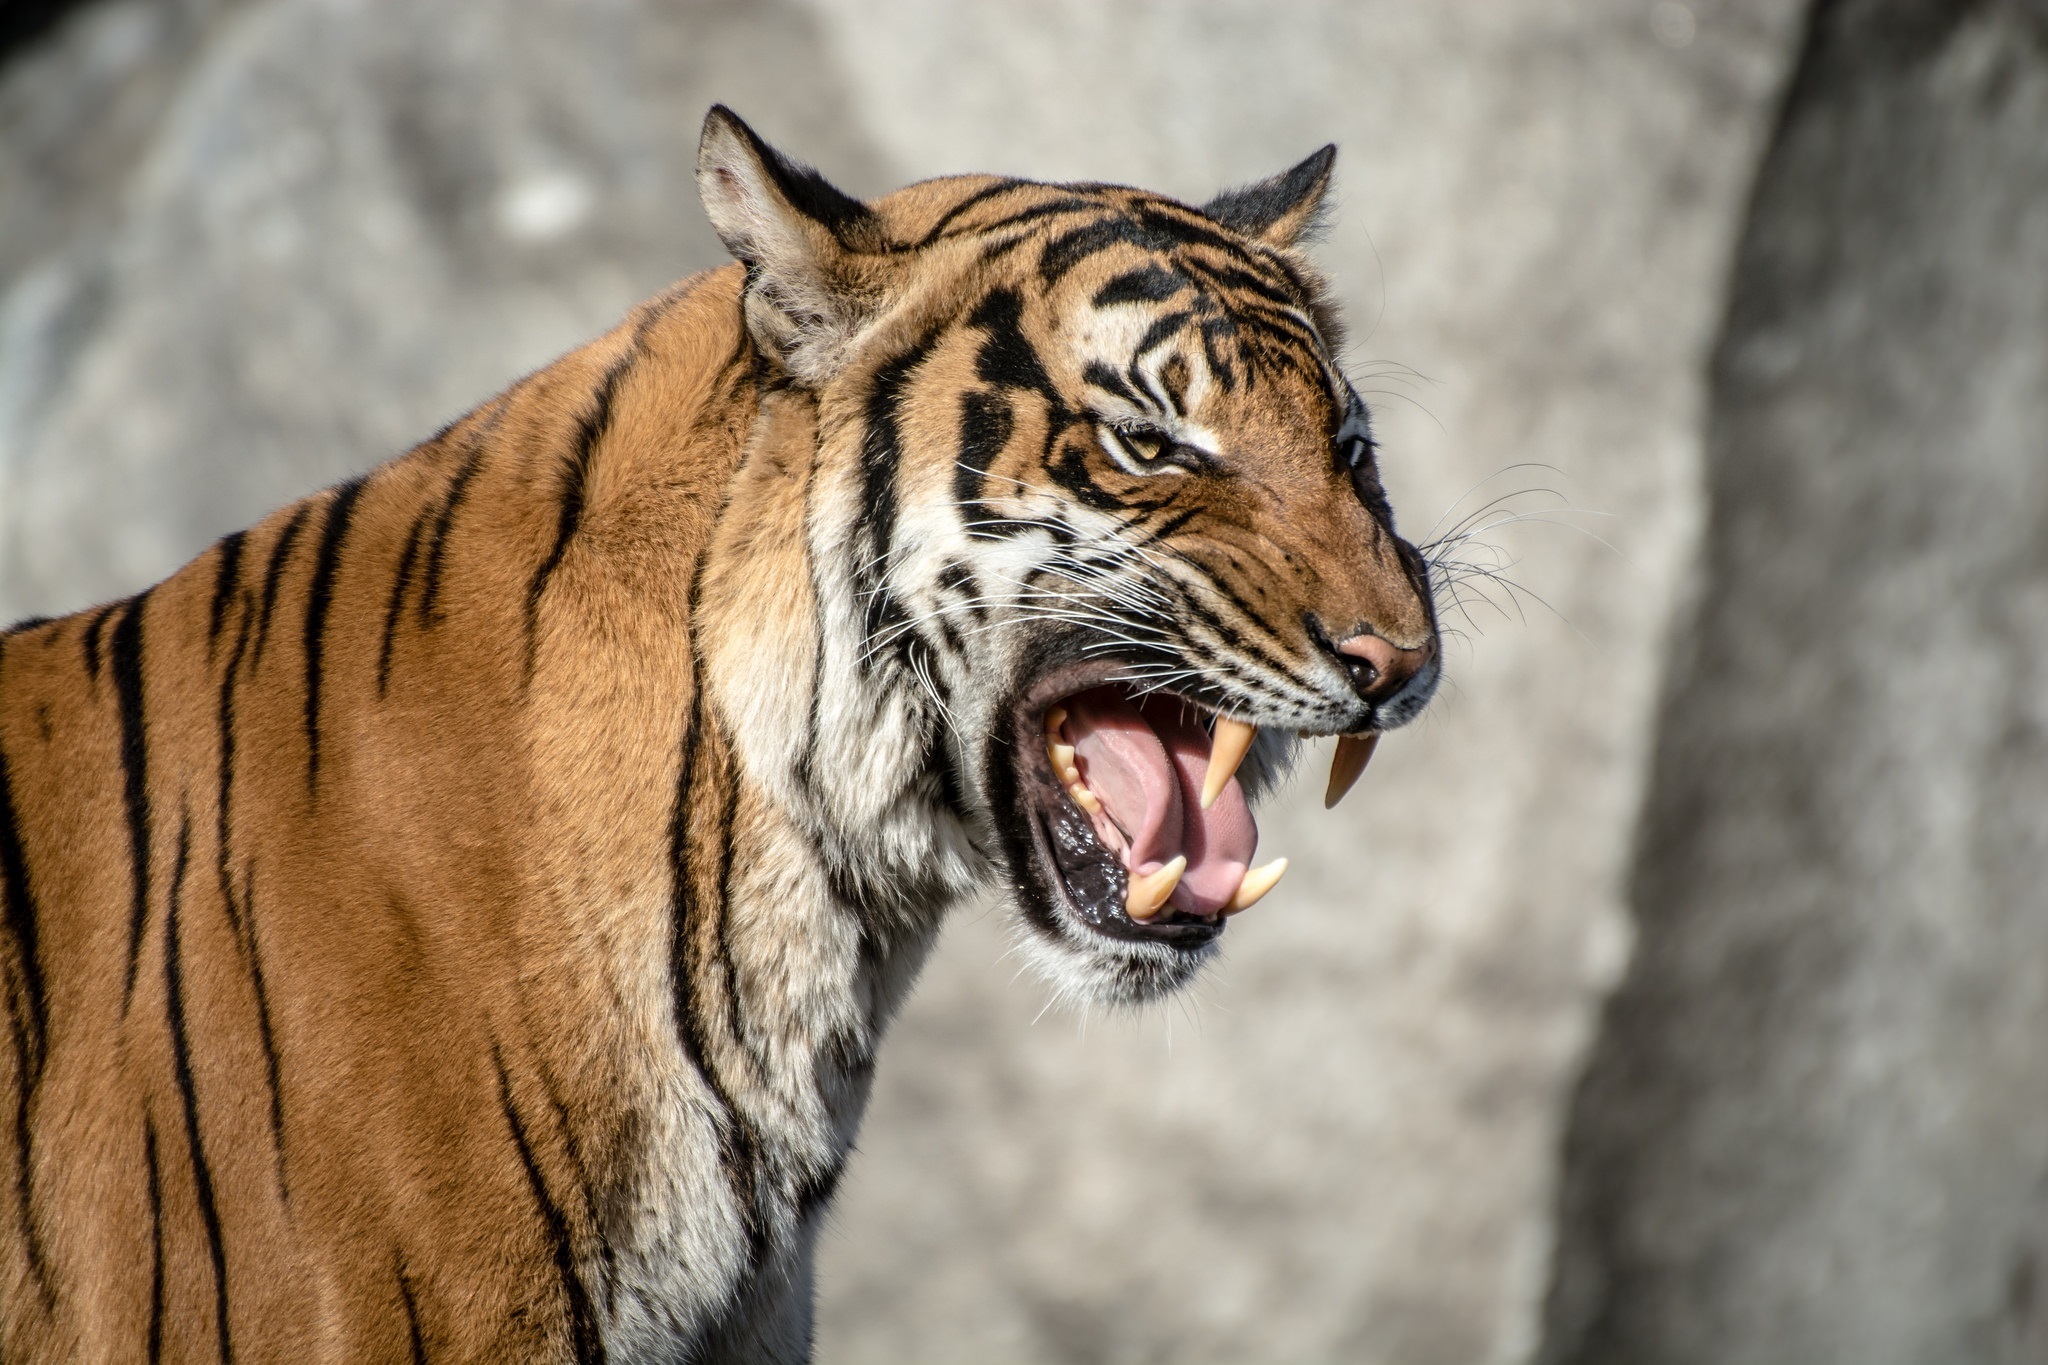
top-left (999, 662), bottom-right (1385, 972)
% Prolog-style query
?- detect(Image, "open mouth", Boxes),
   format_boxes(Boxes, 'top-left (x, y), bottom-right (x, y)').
top-left (1013, 667), bottom-right (1296, 949)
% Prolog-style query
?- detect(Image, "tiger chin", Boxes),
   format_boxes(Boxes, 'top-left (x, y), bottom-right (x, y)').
top-left (0, 108), bottom-right (1438, 1362)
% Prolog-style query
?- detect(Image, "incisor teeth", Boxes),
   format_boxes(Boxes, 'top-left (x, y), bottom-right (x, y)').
top-left (1323, 732), bottom-right (1380, 809)
top-left (1070, 783), bottom-right (1102, 815)
top-left (1201, 718), bottom-right (1258, 810)
top-left (1125, 855), bottom-right (1187, 921)
top-left (1222, 858), bottom-right (1288, 915)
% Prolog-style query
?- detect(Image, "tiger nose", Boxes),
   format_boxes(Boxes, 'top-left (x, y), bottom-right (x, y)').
top-left (1335, 631), bottom-right (1433, 704)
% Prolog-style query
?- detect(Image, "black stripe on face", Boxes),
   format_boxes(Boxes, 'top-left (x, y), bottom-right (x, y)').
top-left (493, 1050), bottom-right (605, 1365)
top-left (525, 351), bottom-right (638, 686)
top-left (208, 532), bottom-right (246, 652)
top-left (954, 389), bottom-right (1015, 533)
top-left (1048, 441), bottom-right (1140, 514)
top-left (163, 816), bottom-right (233, 1365)
top-left (939, 196), bottom-right (1103, 246)
top-left (1092, 264), bottom-right (1185, 309)
top-left (253, 506), bottom-right (311, 670)
top-left (969, 289), bottom-right (1054, 397)
top-left (304, 478), bottom-right (367, 792)
top-left (916, 178), bottom-right (1028, 245)
top-left (111, 593), bottom-right (152, 1008)
top-left (377, 511), bottom-right (428, 697)
top-left (1082, 361), bottom-right (1146, 413)
top-left (1038, 215), bottom-right (1175, 288)
top-left (1, 618), bottom-right (52, 636)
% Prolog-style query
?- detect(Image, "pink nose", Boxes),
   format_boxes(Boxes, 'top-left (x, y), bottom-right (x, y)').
top-left (1336, 631), bottom-right (1433, 703)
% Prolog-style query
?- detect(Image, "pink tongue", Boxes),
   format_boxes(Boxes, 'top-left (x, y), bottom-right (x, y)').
top-left (1060, 688), bottom-right (1258, 917)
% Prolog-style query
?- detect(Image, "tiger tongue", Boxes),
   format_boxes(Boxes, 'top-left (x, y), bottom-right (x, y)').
top-left (1060, 689), bottom-right (1258, 917)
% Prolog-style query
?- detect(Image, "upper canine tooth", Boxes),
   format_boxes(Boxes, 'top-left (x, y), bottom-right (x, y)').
top-left (1125, 855), bottom-right (1187, 921)
top-left (1045, 706), bottom-right (1069, 737)
top-left (1323, 732), bottom-right (1380, 809)
top-left (1222, 858), bottom-right (1289, 915)
top-left (1201, 718), bottom-right (1258, 810)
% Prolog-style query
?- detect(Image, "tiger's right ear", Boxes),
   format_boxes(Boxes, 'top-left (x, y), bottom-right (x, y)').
top-left (1201, 145), bottom-right (1338, 249)
top-left (696, 106), bottom-right (890, 382)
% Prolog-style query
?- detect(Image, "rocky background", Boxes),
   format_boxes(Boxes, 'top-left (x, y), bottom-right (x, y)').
top-left (5, 2), bottom-right (2040, 1362)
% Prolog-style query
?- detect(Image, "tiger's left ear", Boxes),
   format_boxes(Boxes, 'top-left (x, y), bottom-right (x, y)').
top-left (1201, 145), bottom-right (1338, 249)
top-left (697, 105), bottom-right (892, 382)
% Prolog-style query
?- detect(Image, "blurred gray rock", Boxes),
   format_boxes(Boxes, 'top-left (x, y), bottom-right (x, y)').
top-left (1541, 4), bottom-right (2048, 1363)
top-left (0, 3), bottom-right (1803, 1361)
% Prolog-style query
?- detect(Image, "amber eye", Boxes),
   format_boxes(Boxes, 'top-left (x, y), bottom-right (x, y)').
top-left (1101, 423), bottom-right (1176, 472)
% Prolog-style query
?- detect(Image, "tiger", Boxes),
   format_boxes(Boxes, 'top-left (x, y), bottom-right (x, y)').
top-left (0, 106), bottom-right (1439, 1362)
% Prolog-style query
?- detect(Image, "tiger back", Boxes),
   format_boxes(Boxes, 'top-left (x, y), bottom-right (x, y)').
top-left (0, 108), bottom-right (1438, 1362)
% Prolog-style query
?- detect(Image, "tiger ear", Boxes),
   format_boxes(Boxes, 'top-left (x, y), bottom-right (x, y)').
top-left (696, 106), bottom-right (889, 381)
top-left (1201, 145), bottom-right (1338, 249)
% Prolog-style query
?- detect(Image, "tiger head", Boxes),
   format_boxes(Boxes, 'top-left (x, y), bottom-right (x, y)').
top-left (697, 109), bottom-right (1439, 1004)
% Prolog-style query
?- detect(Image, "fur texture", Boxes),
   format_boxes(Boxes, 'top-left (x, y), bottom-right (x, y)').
top-left (0, 108), bottom-right (1438, 1361)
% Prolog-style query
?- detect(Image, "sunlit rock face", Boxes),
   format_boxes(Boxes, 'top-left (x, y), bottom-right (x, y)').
top-left (1544, 4), bottom-right (2048, 1363)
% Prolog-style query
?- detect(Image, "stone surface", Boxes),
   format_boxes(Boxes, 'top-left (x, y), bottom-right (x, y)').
top-left (1540, 4), bottom-right (2048, 1363)
top-left (0, 3), bottom-right (1801, 1360)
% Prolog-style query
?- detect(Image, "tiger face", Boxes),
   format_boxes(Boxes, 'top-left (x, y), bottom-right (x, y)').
top-left (699, 109), bottom-right (1438, 1005)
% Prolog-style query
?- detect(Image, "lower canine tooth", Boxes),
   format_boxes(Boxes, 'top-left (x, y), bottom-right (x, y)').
top-left (1201, 718), bottom-right (1258, 810)
top-left (1222, 858), bottom-right (1288, 915)
top-left (1323, 732), bottom-right (1380, 809)
top-left (1126, 855), bottom-right (1187, 920)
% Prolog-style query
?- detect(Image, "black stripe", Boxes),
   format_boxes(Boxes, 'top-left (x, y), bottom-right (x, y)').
top-left (396, 1258), bottom-right (429, 1365)
top-left (1038, 215), bottom-right (1176, 287)
top-left (954, 389), bottom-right (1014, 532)
top-left (493, 1050), bottom-right (604, 1365)
top-left (303, 478), bottom-right (367, 790)
top-left (416, 446), bottom-right (486, 628)
top-left (1092, 264), bottom-right (1185, 308)
top-left (240, 866), bottom-right (288, 1203)
top-left (0, 637), bottom-right (44, 1071)
top-left (0, 636), bottom-right (51, 1303)
top-left (82, 600), bottom-right (120, 683)
top-left (252, 506), bottom-right (311, 670)
top-left (1047, 441), bottom-right (1136, 514)
top-left (112, 594), bottom-right (152, 1008)
top-left (164, 817), bottom-right (233, 1364)
top-left (856, 332), bottom-right (939, 666)
top-left (146, 1117), bottom-right (165, 1365)
top-left (1081, 361), bottom-right (1144, 410)
top-left (1, 617), bottom-right (51, 636)
top-left (377, 511), bottom-right (428, 697)
top-left (969, 288), bottom-right (1054, 397)
top-left (915, 178), bottom-right (1028, 245)
top-left (942, 196), bottom-right (1102, 246)
top-left (525, 350), bottom-right (637, 685)
top-left (214, 615), bottom-right (289, 1204)
top-left (208, 531), bottom-right (247, 652)
top-left (666, 703), bottom-right (767, 1277)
